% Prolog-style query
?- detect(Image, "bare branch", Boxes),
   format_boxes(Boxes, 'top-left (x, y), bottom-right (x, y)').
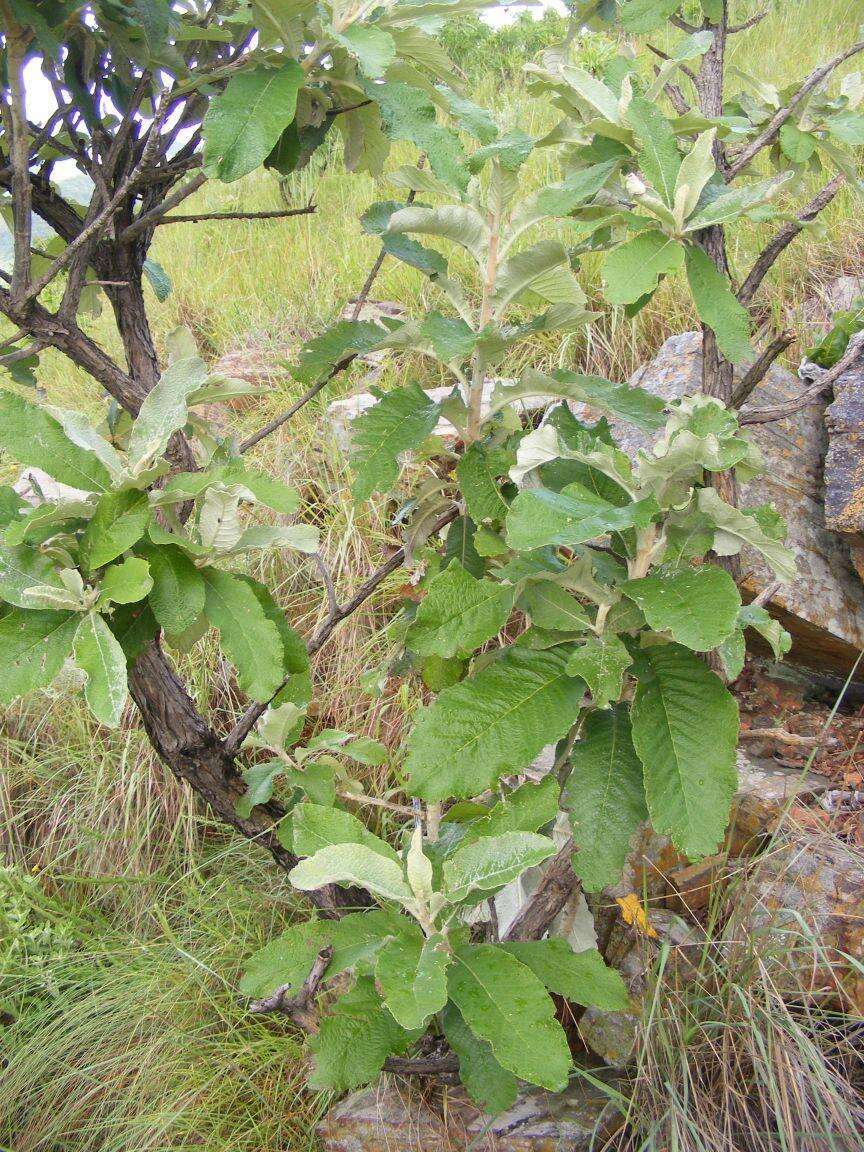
top-left (738, 175), bottom-right (845, 306)
top-left (739, 726), bottom-right (837, 749)
top-left (646, 42), bottom-right (698, 84)
top-left (120, 172), bottom-right (208, 243)
top-left (1, 21), bottom-right (34, 300)
top-left (249, 945), bottom-right (333, 1029)
top-left (238, 355), bottom-right (359, 454)
top-left (751, 580), bottom-right (783, 609)
top-left (728, 11), bottom-right (768, 33)
top-left (728, 41), bottom-right (864, 179)
top-left (154, 202), bottom-right (317, 226)
top-left (503, 838), bottom-right (580, 942)
top-left (670, 15), bottom-right (700, 35)
top-left (731, 330), bottom-right (795, 407)
top-left (223, 505), bottom-right (460, 755)
top-left (740, 335), bottom-right (864, 425)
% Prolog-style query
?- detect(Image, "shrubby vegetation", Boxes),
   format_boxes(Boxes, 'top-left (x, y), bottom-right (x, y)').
top-left (1, 0), bottom-right (862, 1131)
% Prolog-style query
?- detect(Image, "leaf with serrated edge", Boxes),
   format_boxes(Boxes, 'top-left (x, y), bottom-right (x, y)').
top-left (684, 245), bottom-right (752, 364)
top-left (351, 383), bottom-right (441, 502)
top-left (0, 391), bottom-right (111, 492)
top-left (289, 843), bottom-right (414, 905)
top-left (406, 561), bottom-right (514, 659)
top-left (631, 644), bottom-right (738, 858)
top-left (563, 706), bottom-right (648, 891)
top-left (443, 832), bottom-right (556, 902)
top-left (697, 488), bottom-right (796, 581)
top-left (500, 939), bottom-right (629, 1010)
top-left (375, 930), bottom-right (450, 1029)
top-left (565, 634), bottom-right (632, 707)
top-left (406, 646), bottom-right (586, 801)
top-left (289, 802), bottom-right (400, 862)
top-left (137, 541), bottom-right (205, 635)
top-left (309, 976), bottom-right (414, 1092)
top-left (621, 565), bottom-right (740, 652)
top-left (442, 1004), bottom-right (518, 1115)
top-left (73, 612), bottom-right (129, 727)
top-left (201, 568), bottom-right (284, 701)
top-left (602, 232), bottom-right (685, 306)
top-left (506, 484), bottom-right (658, 552)
top-left (0, 608), bottom-right (78, 704)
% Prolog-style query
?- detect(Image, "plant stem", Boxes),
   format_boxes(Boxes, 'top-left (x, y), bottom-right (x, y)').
top-left (466, 203), bottom-right (500, 442)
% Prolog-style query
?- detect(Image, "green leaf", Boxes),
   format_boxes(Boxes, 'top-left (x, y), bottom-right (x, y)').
top-left (0, 391), bottom-right (111, 492)
top-left (436, 84), bottom-right (498, 144)
top-left (621, 565), bottom-right (741, 652)
top-left (443, 515), bottom-right (484, 578)
top-left (500, 939), bottom-right (629, 1010)
top-left (98, 557), bottom-right (152, 605)
top-left (826, 111), bottom-right (864, 145)
top-left (472, 776), bottom-right (560, 839)
top-left (406, 646), bottom-right (586, 801)
top-left (442, 1004), bottom-right (518, 1115)
top-left (375, 930), bottom-right (450, 1029)
top-left (406, 561), bottom-right (514, 659)
top-left (362, 201), bottom-right (449, 276)
top-left (420, 313), bottom-right (476, 364)
top-left (293, 320), bottom-right (388, 386)
top-left (508, 160), bottom-right (620, 244)
top-left (565, 633), bottom-right (632, 707)
top-left (73, 612), bottom-right (129, 727)
top-left (143, 258), bottom-right (171, 302)
top-left (684, 245), bottom-right (752, 364)
top-left (80, 490), bottom-right (150, 572)
top-left (0, 541), bottom-right (65, 608)
top-left (602, 232), bottom-right (685, 306)
top-left (289, 801), bottom-right (400, 863)
top-left (236, 759), bottom-right (284, 819)
top-left (309, 976), bottom-right (413, 1092)
top-left (779, 123), bottom-right (817, 164)
top-left (493, 240), bottom-right (582, 316)
top-left (627, 96), bottom-right (682, 206)
top-left (675, 130), bottom-right (716, 221)
top-left (559, 64), bottom-right (621, 123)
top-left (203, 61), bottom-right (304, 182)
top-left (201, 568), bottom-right (284, 701)
top-left (447, 944), bottom-right (571, 1090)
top-left (456, 443), bottom-right (513, 524)
top-left (127, 350), bottom-right (208, 468)
top-left (738, 604), bottom-right (791, 661)
top-left (0, 607), bottom-right (78, 704)
top-left (631, 643), bottom-right (739, 858)
top-left (443, 832), bottom-right (556, 902)
top-left (519, 581), bottom-right (591, 632)
top-left (715, 627), bottom-right (746, 681)
top-left (332, 24), bottom-right (395, 78)
top-left (137, 541), bottom-right (205, 635)
top-left (685, 175), bottom-right (790, 231)
top-left (386, 204), bottom-right (487, 263)
top-left (365, 79), bottom-right (468, 191)
top-left (289, 843), bottom-right (414, 905)
top-left (563, 705), bottom-right (648, 891)
top-left (697, 488), bottom-right (797, 581)
top-left (350, 383), bottom-right (442, 502)
top-left (620, 0), bottom-right (681, 33)
top-left (468, 129), bottom-right (534, 174)
top-left (506, 484), bottom-right (658, 552)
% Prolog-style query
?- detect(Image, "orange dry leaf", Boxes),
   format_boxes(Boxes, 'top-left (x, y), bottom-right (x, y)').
top-left (616, 893), bottom-right (658, 938)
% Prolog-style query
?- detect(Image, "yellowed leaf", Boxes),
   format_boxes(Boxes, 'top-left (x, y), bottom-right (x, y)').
top-left (616, 893), bottom-right (658, 938)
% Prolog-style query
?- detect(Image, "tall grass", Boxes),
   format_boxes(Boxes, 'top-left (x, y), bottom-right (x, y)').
top-left (3, 3), bottom-right (864, 1148)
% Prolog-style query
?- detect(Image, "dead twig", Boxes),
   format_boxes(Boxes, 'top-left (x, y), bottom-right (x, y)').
top-left (740, 727), bottom-right (839, 749)
top-left (740, 336), bottom-right (864, 425)
top-left (731, 332), bottom-right (795, 407)
top-left (249, 945), bottom-right (333, 1030)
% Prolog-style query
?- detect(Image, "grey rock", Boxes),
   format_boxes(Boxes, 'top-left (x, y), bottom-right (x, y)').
top-left (317, 1078), bottom-right (621, 1151)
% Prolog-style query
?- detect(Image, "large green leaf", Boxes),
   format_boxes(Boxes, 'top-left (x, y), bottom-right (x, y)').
top-left (406, 646), bottom-right (586, 801)
top-left (127, 351), bottom-right (208, 469)
top-left (375, 930), bottom-right (450, 1029)
top-left (0, 541), bottom-right (65, 608)
top-left (386, 204), bottom-right (487, 263)
top-left (456, 443), bottom-right (512, 524)
top-left (288, 801), bottom-right (400, 863)
top-left (506, 484), bottom-right (658, 552)
top-left (406, 561), bottom-right (514, 659)
top-left (137, 541), bottom-right (204, 635)
top-left (309, 976), bottom-right (413, 1092)
top-left (332, 24), bottom-right (395, 78)
top-left (519, 581), bottom-right (591, 632)
top-left (0, 391), bottom-right (111, 492)
top-left (685, 175), bottom-right (791, 231)
top-left (443, 832), bottom-right (557, 902)
top-left (203, 61), bottom-right (304, 182)
top-left (441, 1004), bottom-right (518, 1115)
top-left (500, 939), bottom-right (629, 1010)
top-left (620, 0), bottom-right (681, 33)
top-left (365, 79), bottom-right (468, 190)
top-left (565, 633), bottom-right (632, 707)
top-left (621, 565), bottom-right (741, 652)
top-left (563, 706), bottom-right (648, 891)
top-left (684, 245), bottom-right (752, 364)
top-left (73, 612), bottom-right (129, 727)
top-left (493, 368), bottom-right (667, 432)
top-left (627, 96), bottom-right (682, 206)
top-left (470, 776), bottom-right (560, 839)
top-left (79, 490), bottom-right (150, 572)
top-left (602, 232), bottom-right (685, 306)
top-left (201, 568), bottom-right (284, 701)
top-left (0, 607), bottom-right (78, 704)
top-left (293, 320), bottom-right (388, 386)
top-left (289, 843), bottom-right (414, 905)
top-left (351, 383), bottom-right (441, 502)
top-left (447, 944), bottom-right (571, 1090)
top-left (631, 644), bottom-right (739, 858)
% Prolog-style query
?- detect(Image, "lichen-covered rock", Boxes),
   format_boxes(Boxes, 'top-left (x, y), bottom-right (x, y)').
top-left (589, 332), bottom-right (864, 677)
top-left (824, 359), bottom-right (864, 540)
top-left (729, 832), bottom-right (864, 1013)
top-left (317, 1078), bottom-right (620, 1151)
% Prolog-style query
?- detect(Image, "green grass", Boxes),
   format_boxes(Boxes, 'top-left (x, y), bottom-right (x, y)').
top-left (3, 4), bottom-right (864, 1148)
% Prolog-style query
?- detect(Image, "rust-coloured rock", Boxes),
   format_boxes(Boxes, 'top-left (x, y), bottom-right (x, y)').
top-left (729, 832), bottom-right (864, 1013)
top-left (317, 1079), bottom-right (620, 1151)
top-left (588, 332), bottom-right (864, 677)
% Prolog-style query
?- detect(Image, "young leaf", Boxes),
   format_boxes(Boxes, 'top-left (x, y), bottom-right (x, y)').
top-left (631, 644), bottom-right (739, 858)
top-left (738, 603), bottom-right (791, 660)
top-left (127, 351), bottom-right (208, 469)
top-left (406, 646), bottom-right (586, 801)
top-left (472, 776), bottom-right (560, 839)
top-left (236, 759), bottom-right (285, 819)
top-left (621, 565), bottom-right (741, 652)
top-left (441, 1004), bottom-right (518, 1116)
top-left (697, 488), bottom-right (797, 581)
top-left (375, 930), bottom-right (450, 1029)
top-left (309, 976), bottom-right (414, 1092)
top-left (602, 232), bottom-right (685, 306)
top-left (675, 130), bottom-right (716, 221)
top-left (0, 391), bottom-right (111, 492)
top-left (73, 612), bottom-right (129, 727)
top-left (506, 484), bottom-right (658, 552)
top-left (684, 245), bottom-right (752, 364)
top-left (447, 944), bottom-right (571, 1091)
top-left (98, 557), bottom-right (153, 605)
top-left (443, 832), bottom-right (557, 902)
top-left (0, 608), bottom-right (78, 703)
top-left (685, 175), bottom-right (791, 231)
top-left (350, 383), bottom-right (442, 502)
top-left (201, 568), bottom-right (284, 701)
top-left (203, 61), bottom-right (305, 182)
top-left (80, 490), bottom-right (150, 571)
top-left (137, 541), bottom-right (205, 635)
top-left (406, 561), bottom-right (514, 659)
top-left (563, 705), bottom-right (648, 891)
top-left (289, 801), bottom-right (400, 863)
top-left (565, 633), bottom-right (633, 707)
top-left (500, 939), bottom-right (629, 1010)
top-left (627, 96), bottom-right (682, 206)
top-left (289, 843), bottom-right (414, 905)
